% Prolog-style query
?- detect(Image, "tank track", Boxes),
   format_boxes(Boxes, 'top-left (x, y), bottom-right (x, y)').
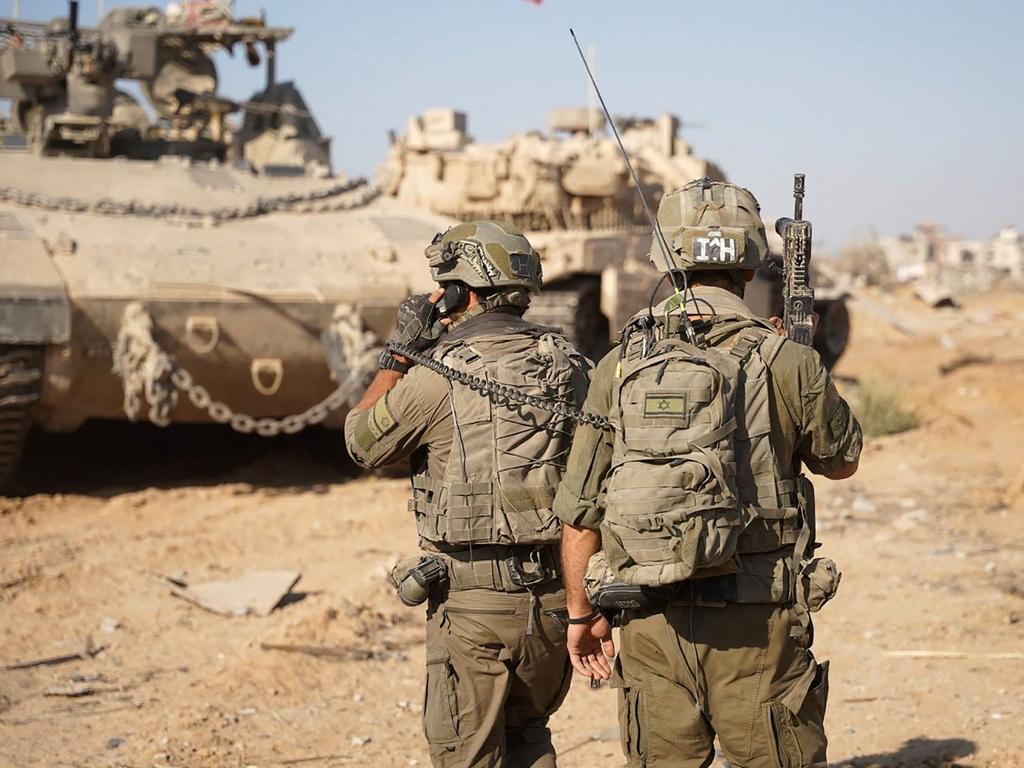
top-left (525, 276), bottom-right (611, 363)
top-left (0, 346), bottom-right (43, 492)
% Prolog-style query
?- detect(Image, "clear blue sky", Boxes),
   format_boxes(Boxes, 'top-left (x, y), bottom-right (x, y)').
top-left (16, 0), bottom-right (1024, 251)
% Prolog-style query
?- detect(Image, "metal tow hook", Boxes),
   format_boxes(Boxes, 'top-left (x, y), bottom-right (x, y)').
top-left (185, 316), bottom-right (220, 354)
top-left (251, 358), bottom-right (284, 396)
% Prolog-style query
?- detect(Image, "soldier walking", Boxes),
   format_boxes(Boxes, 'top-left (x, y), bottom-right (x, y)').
top-left (554, 180), bottom-right (863, 767)
top-left (345, 221), bottom-right (591, 768)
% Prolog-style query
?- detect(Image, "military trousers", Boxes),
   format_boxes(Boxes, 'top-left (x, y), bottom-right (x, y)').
top-left (423, 583), bottom-right (573, 768)
top-left (614, 602), bottom-right (829, 768)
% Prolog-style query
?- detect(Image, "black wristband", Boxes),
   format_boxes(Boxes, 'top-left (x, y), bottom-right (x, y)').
top-left (378, 349), bottom-right (411, 374)
top-left (566, 609), bottom-right (601, 625)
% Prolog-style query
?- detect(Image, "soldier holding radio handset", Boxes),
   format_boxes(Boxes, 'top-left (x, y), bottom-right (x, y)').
top-left (346, 220), bottom-right (591, 768)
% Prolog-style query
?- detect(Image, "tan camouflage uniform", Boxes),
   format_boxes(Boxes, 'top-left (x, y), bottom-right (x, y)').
top-left (554, 284), bottom-right (862, 768)
top-left (346, 220), bottom-right (589, 768)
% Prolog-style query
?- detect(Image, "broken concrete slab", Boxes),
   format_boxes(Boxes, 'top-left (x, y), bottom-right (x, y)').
top-left (170, 570), bottom-right (301, 617)
top-left (914, 282), bottom-right (961, 309)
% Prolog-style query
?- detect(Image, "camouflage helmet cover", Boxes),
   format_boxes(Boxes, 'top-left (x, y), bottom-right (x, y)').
top-left (425, 220), bottom-right (543, 292)
top-left (650, 178), bottom-right (769, 272)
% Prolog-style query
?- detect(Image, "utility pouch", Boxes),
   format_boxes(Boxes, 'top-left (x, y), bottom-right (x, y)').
top-left (798, 556), bottom-right (841, 613)
top-left (388, 555), bottom-right (448, 607)
top-left (593, 582), bottom-right (665, 612)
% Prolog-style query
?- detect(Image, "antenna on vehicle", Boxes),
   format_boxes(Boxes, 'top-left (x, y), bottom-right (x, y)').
top-left (586, 44), bottom-right (599, 136)
top-left (569, 28), bottom-right (696, 344)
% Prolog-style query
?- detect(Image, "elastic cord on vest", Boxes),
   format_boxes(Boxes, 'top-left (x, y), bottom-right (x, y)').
top-left (387, 341), bottom-right (614, 431)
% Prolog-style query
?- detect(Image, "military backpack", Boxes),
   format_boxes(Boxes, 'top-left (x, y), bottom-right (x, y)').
top-left (601, 312), bottom-right (810, 592)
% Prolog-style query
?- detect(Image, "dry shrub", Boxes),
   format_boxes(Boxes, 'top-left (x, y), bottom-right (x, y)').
top-left (853, 379), bottom-right (920, 437)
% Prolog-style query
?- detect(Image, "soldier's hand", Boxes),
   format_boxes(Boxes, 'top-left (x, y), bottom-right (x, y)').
top-left (769, 312), bottom-right (819, 339)
top-left (388, 292), bottom-right (445, 355)
top-left (567, 614), bottom-right (615, 681)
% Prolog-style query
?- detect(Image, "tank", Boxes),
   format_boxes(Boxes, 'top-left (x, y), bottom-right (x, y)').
top-left (378, 107), bottom-right (849, 365)
top-left (0, 3), bottom-right (453, 490)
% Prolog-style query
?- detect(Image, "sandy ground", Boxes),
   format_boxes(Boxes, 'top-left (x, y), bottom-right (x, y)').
top-left (2, 289), bottom-right (1023, 768)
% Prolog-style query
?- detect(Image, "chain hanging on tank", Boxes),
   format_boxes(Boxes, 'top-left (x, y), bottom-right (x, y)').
top-left (112, 302), bottom-right (357, 436)
top-left (386, 341), bottom-right (614, 432)
top-left (0, 177), bottom-right (378, 224)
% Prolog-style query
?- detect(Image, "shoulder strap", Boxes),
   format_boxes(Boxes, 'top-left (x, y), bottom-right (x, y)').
top-left (728, 329), bottom-right (765, 364)
top-left (701, 314), bottom-right (777, 347)
top-left (758, 333), bottom-right (787, 368)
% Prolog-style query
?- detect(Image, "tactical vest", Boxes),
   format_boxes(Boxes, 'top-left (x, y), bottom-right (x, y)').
top-left (601, 312), bottom-right (809, 597)
top-left (410, 314), bottom-right (587, 549)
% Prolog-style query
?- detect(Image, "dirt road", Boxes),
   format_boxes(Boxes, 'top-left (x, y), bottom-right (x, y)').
top-left (2, 290), bottom-right (1023, 768)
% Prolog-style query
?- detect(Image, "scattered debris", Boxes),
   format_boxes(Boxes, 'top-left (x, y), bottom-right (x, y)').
top-left (170, 570), bottom-right (301, 617)
top-left (882, 650), bottom-right (1024, 661)
top-left (99, 617), bottom-right (121, 634)
top-left (941, 353), bottom-right (1024, 376)
top-left (280, 755), bottom-right (352, 766)
top-left (105, 737), bottom-right (123, 750)
top-left (940, 354), bottom-right (994, 375)
top-left (1, 701), bottom-right (143, 727)
top-left (913, 282), bottom-right (960, 309)
top-left (2, 635), bottom-right (104, 671)
top-left (350, 736), bottom-right (372, 747)
top-left (45, 681), bottom-right (102, 698)
top-left (0, 564), bottom-right (41, 591)
top-left (260, 642), bottom-right (404, 662)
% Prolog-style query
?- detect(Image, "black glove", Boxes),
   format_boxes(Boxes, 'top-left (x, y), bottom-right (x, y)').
top-left (387, 293), bottom-right (444, 354)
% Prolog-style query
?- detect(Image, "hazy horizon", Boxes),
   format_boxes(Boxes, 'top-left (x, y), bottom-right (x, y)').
top-left (14, 0), bottom-right (1024, 253)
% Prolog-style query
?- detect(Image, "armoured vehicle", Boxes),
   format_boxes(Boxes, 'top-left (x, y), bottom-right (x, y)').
top-left (0, 3), bottom-right (452, 489)
top-left (378, 108), bottom-right (849, 365)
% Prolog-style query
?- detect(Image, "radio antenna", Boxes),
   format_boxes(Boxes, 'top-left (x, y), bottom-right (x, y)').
top-left (569, 28), bottom-right (696, 343)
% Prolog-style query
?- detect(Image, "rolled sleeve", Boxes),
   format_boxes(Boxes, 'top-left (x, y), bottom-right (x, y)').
top-left (553, 349), bottom-right (617, 530)
top-left (775, 343), bottom-right (863, 476)
top-left (343, 367), bottom-right (450, 469)
top-left (801, 372), bottom-right (863, 475)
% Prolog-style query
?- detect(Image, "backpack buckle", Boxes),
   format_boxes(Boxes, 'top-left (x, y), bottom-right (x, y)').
top-left (504, 550), bottom-right (551, 588)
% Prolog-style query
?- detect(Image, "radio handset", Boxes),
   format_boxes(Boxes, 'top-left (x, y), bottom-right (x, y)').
top-left (435, 282), bottom-right (469, 318)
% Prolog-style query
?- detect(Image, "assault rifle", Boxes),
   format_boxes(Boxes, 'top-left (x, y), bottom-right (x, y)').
top-left (774, 174), bottom-right (815, 346)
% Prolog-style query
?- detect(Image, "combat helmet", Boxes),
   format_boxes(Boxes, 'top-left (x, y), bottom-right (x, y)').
top-left (425, 220), bottom-right (543, 292)
top-left (650, 178), bottom-right (769, 272)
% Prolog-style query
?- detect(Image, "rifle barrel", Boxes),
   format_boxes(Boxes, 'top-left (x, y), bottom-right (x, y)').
top-left (793, 173), bottom-right (805, 221)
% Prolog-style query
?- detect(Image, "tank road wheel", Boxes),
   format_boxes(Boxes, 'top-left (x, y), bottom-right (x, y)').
top-left (0, 346), bottom-right (43, 493)
top-left (525, 276), bottom-right (611, 363)
top-left (813, 298), bottom-right (850, 370)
